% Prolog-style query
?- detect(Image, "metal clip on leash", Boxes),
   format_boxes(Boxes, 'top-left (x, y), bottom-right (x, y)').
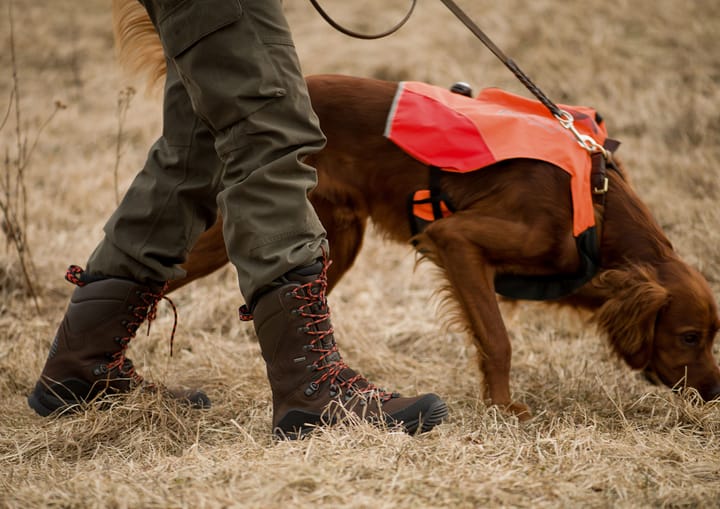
top-left (555, 110), bottom-right (610, 160)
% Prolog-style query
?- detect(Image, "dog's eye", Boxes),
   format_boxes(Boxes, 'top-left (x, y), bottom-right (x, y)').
top-left (681, 332), bottom-right (701, 346)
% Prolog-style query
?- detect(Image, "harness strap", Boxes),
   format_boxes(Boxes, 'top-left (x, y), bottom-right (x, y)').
top-left (408, 166), bottom-right (456, 237)
top-left (590, 138), bottom-right (622, 204)
top-left (494, 227), bottom-right (600, 300)
top-left (591, 152), bottom-right (608, 196)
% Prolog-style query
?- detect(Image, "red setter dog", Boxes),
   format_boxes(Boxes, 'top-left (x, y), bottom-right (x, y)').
top-left (114, 1), bottom-right (720, 419)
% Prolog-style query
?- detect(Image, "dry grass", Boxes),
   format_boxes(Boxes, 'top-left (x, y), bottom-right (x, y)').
top-left (1, 0), bottom-right (720, 507)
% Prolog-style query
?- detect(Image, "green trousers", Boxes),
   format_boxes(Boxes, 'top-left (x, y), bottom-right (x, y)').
top-left (87, 0), bottom-right (328, 302)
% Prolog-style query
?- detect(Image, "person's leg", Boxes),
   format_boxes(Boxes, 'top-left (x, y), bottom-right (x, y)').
top-left (145, 0), bottom-right (327, 299)
top-left (28, 58), bottom-right (220, 416)
top-left (87, 60), bottom-right (223, 283)
top-left (152, 0), bottom-right (447, 437)
top-left (31, 0), bottom-right (448, 434)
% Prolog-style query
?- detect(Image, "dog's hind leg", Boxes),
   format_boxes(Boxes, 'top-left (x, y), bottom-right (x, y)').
top-left (170, 215), bottom-right (229, 293)
top-left (169, 192), bottom-right (368, 295)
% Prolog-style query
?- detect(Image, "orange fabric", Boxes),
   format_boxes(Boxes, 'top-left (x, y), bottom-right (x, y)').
top-left (385, 82), bottom-right (609, 236)
top-left (411, 190), bottom-right (453, 222)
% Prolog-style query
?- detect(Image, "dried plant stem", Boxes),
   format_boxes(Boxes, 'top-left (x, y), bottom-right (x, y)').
top-left (113, 86), bottom-right (136, 205)
top-left (0, 88), bottom-right (12, 132)
top-left (0, 1), bottom-right (63, 313)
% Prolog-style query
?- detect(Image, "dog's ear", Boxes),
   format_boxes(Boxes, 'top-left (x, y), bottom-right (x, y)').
top-left (592, 266), bottom-right (669, 369)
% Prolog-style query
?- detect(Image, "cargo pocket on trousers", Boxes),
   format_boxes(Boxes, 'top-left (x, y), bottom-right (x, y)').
top-left (157, 0), bottom-right (287, 130)
top-left (158, 0), bottom-right (243, 58)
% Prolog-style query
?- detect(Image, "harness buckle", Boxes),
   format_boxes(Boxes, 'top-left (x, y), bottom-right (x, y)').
top-left (592, 177), bottom-right (609, 195)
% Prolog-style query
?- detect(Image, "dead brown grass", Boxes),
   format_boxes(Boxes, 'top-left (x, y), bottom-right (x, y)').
top-left (1, 0), bottom-right (719, 507)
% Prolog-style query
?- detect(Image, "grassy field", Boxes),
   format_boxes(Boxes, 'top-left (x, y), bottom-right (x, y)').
top-left (1, 0), bottom-right (719, 507)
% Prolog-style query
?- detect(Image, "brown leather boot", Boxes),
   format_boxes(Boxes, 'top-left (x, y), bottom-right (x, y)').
top-left (240, 260), bottom-right (448, 439)
top-left (28, 266), bottom-right (210, 416)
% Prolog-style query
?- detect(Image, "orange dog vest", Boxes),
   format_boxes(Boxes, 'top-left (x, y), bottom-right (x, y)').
top-left (385, 81), bottom-right (609, 237)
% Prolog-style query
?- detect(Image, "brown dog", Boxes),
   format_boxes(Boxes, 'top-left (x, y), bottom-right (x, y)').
top-left (114, 1), bottom-right (720, 419)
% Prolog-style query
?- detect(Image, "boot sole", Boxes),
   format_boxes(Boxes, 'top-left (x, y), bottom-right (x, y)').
top-left (27, 381), bottom-right (82, 417)
top-left (399, 396), bottom-right (449, 435)
top-left (27, 380), bottom-right (211, 417)
top-left (274, 394), bottom-right (449, 439)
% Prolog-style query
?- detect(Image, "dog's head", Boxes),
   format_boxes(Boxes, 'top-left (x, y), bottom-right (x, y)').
top-left (594, 262), bottom-right (720, 401)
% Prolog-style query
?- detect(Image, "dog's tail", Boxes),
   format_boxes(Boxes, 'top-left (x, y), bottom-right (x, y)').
top-left (112, 0), bottom-right (166, 90)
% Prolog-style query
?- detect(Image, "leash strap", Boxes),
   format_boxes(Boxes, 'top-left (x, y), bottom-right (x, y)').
top-left (437, 0), bottom-right (563, 119)
top-left (308, 0), bottom-right (417, 40)
top-left (439, 0), bottom-right (617, 169)
top-left (494, 227), bottom-right (601, 301)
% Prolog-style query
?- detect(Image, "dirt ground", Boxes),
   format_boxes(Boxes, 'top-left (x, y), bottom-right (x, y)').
top-left (1, 1), bottom-right (719, 507)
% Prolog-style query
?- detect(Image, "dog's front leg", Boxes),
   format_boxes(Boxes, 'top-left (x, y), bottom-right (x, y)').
top-left (421, 221), bottom-right (532, 421)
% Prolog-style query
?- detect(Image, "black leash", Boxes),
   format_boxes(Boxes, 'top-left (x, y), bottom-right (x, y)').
top-left (307, 0), bottom-right (417, 40)
top-left (437, 0), bottom-right (563, 119)
top-left (308, 0), bottom-right (561, 119)
top-left (437, 0), bottom-right (613, 160)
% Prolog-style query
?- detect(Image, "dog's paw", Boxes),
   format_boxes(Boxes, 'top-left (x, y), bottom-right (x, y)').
top-left (505, 401), bottom-right (533, 422)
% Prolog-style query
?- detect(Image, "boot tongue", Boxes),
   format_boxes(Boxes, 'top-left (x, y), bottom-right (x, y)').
top-left (325, 349), bottom-right (342, 363)
top-left (284, 261), bottom-right (323, 284)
